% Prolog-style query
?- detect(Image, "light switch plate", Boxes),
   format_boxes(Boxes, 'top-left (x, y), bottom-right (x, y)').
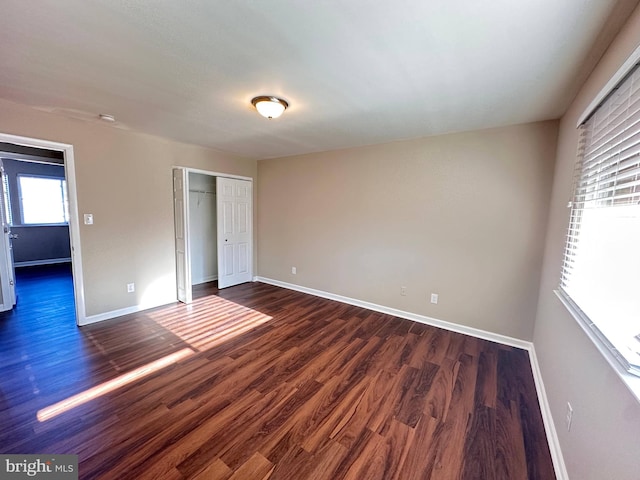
top-left (84, 214), bottom-right (94, 225)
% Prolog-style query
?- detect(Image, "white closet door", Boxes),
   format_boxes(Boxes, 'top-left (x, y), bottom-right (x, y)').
top-left (173, 168), bottom-right (192, 303)
top-left (217, 177), bottom-right (252, 289)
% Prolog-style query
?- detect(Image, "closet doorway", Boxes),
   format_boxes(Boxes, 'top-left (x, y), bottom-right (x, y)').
top-left (188, 172), bottom-right (218, 288)
top-left (173, 168), bottom-right (253, 304)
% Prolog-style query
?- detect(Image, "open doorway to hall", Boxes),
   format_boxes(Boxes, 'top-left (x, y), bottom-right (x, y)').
top-left (0, 141), bottom-right (77, 323)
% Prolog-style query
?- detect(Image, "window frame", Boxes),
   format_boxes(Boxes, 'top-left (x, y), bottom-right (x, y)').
top-left (17, 173), bottom-right (69, 226)
top-left (557, 45), bottom-right (640, 402)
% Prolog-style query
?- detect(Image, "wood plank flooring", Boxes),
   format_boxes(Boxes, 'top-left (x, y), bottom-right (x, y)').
top-left (0, 267), bottom-right (556, 479)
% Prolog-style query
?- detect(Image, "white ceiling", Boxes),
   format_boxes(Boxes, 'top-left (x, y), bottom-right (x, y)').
top-left (0, 0), bottom-right (637, 159)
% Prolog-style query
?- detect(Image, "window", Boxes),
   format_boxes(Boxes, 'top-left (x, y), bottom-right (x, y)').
top-left (560, 63), bottom-right (640, 376)
top-left (18, 175), bottom-right (69, 225)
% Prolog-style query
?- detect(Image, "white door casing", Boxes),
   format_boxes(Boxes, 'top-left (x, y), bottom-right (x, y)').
top-left (173, 168), bottom-right (192, 303)
top-left (0, 160), bottom-right (16, 311)
top-left (217, 177), bottom-right (252, 289)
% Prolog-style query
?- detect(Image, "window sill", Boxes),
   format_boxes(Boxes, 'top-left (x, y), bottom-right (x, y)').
top-left (554, 289), bottom-right (640, 404)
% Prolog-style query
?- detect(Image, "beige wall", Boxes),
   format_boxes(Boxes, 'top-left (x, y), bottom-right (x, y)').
top-left (258, 121), bottom-right (557, 339)
top-left (533, 4), bottom-right (640, 479)
top-left (0, 99), bottom-right (256, 317)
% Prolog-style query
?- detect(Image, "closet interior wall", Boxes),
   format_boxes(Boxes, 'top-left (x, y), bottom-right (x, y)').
top-left (188, 172), bottom-right (217, 285)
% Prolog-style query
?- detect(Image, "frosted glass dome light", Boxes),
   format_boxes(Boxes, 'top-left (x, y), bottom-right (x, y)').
top-left (251, 96), bottom-right (288, 119)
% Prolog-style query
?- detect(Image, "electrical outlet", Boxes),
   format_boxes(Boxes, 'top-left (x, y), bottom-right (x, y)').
top-left (430, 293), bottom-right (439, 304)
top-left (291, 267), bottom-right (297, 274)
top-left (401, 286), bottom-right (407, 296)
top-left (566, 402), bottom-right (573, 431)
top-left (127, 283), bottom-right (135, 293)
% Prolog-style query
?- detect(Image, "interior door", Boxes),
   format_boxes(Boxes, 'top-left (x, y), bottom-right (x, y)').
top-left (0, 160), bottom-right (16, 311)
top-left (217, 177), bottom-right (252, 289)
top-left (173, 168), bottom-right (192, 303)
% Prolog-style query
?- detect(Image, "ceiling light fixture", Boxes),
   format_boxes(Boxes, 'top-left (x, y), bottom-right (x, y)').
top-left (251, 96), bottom-right (288, 119)
top-left (99, 113), bottom-right (116, 122)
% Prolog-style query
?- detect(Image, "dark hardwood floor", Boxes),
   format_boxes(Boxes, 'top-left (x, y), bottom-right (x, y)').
top-left (0, 269), bottom-right (556, 479)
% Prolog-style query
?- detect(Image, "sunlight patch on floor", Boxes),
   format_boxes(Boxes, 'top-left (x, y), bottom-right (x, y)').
top-left (146, 295), bottom-right (273, 351)
top-left (37, 348), bottom-right (194, 422)
top-left (37, 295), bottom-right (272, 422)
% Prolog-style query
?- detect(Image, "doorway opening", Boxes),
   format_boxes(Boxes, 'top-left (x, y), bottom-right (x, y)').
top-left (173, 167), bottom-right (253, 304)
top-left (189, 172), bottom-right (218, 298)
top-left (0, 133), bottom-right (85, 324)
top-left (0, 145), bottom-right (73, 322)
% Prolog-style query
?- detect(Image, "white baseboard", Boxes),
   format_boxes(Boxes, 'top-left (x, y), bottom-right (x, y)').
top-left (255, 276), bottom-right (529, 349)
top-left (80, 298), bottom-right (176, 326)
top-left (81, 276), bottom-right (218, 326)
top-left (528, 346), bottom-right (569, 480)
top-left (193, 274), bottom-right (218, 285)
top-left (255, 275), bottom-right (568, 480)
top-left (15, 257), bottom-right (72, 267)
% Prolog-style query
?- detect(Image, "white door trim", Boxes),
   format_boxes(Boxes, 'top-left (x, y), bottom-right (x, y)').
top-left (173, 167), bottom-right (253, 301)
top-left (0, 159), bottom-right (16, 311)
top-left (0, 132), bottom-right (86, 325)
top-left (171, 166), bottom-right (253, 183)
top-left (173, 168), bottom-right (192, 304)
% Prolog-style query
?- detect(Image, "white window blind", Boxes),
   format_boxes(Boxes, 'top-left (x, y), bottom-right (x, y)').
top-left (560, 63), bottom-right (640, 375)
